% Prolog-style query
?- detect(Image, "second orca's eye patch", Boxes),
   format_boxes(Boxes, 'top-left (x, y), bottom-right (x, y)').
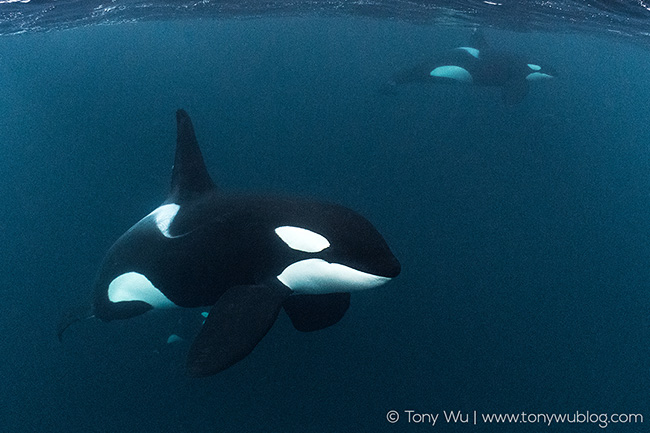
top-left (274, 226), bottom-right (330, 253)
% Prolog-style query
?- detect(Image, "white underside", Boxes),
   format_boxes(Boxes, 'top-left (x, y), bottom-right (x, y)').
top-left (108, 271), bottom-right (177, 308)
top-left (276, 258), bottom-right (391, 294)
top-left (430, 65), bottom-right (473, 83)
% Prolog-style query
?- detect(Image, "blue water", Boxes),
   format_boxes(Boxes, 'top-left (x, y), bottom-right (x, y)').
top-left (0, 4), bottom-right (649, 433)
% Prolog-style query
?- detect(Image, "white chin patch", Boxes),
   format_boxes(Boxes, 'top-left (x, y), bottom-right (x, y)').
top-left (277, 258), bottom-right (391, 294)
top-left (274, 226), bottom-right (330, 253)
top-left (527, 63), bottom-right (542, 71)
top-left (146, 204), bottom-right (180, 238)
top-left (526, 72), bottom-right (553, 81)
top-left (430, 66), bottom-right (473, 83)
top-left (457, 46), bottom-right (480, 58)
top-left (108, 272), bottom-right (177, 308)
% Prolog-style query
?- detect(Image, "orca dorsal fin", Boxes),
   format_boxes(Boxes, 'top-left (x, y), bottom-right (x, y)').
top-left (469, 28), bottom-right (490, 51)
top-left (168, 109), bottom-right (217, 203)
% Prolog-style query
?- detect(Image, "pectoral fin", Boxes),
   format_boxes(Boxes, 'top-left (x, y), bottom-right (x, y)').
top-left (186, 284), bottom-right (290, 377)
top-left (283, 293), bottom-right (351, 332)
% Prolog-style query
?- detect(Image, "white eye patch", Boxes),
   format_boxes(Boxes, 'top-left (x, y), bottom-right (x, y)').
top-left (274, 226), bottom-right (330, 253)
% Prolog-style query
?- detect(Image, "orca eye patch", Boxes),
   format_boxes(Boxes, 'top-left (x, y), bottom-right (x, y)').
top-left (274, 226), bottom-right (330, 253)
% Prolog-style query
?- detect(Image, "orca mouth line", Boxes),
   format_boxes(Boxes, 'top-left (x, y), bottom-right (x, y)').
top-left (366, 254), bottom-right (401, 279)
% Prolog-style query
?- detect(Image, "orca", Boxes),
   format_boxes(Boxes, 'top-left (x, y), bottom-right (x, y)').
top-left (386, 29), bottom-right (556, 105)
top-left (61, 110), bottom-right (400, 377)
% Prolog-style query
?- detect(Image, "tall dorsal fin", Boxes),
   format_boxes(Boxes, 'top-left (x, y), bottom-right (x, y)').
top-left (168, 109), bottom-right (216, 203)
top-left (469, 28), bottom-right (490, 51)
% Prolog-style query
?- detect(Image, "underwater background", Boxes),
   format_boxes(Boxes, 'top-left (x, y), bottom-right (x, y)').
top-left (0, 1), bottom-right (649, 431)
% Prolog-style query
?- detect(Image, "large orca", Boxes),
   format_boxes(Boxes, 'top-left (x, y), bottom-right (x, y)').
top-left (386, 30), bottom-right (556, 104)
top-left (61, 110), bottom-right (400, 377)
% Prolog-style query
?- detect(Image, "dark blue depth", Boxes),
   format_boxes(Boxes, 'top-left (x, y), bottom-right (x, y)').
top-left (0, 17), bottom-right (647, 432)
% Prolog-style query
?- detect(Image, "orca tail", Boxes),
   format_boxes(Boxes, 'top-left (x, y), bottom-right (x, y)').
top-left (57, 305), bottom-right (94, 342)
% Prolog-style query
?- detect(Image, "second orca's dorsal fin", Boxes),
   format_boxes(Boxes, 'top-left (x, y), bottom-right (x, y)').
top-left (169, 109), bottom-right (216, 203)
top-left (469, 28), bottom-right (490, 51)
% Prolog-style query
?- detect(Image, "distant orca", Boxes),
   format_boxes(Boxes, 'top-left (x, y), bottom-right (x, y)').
top-left (386, 29), bottom-right (556, 104)
top-left (60, 110), bottom-right (400, 377)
